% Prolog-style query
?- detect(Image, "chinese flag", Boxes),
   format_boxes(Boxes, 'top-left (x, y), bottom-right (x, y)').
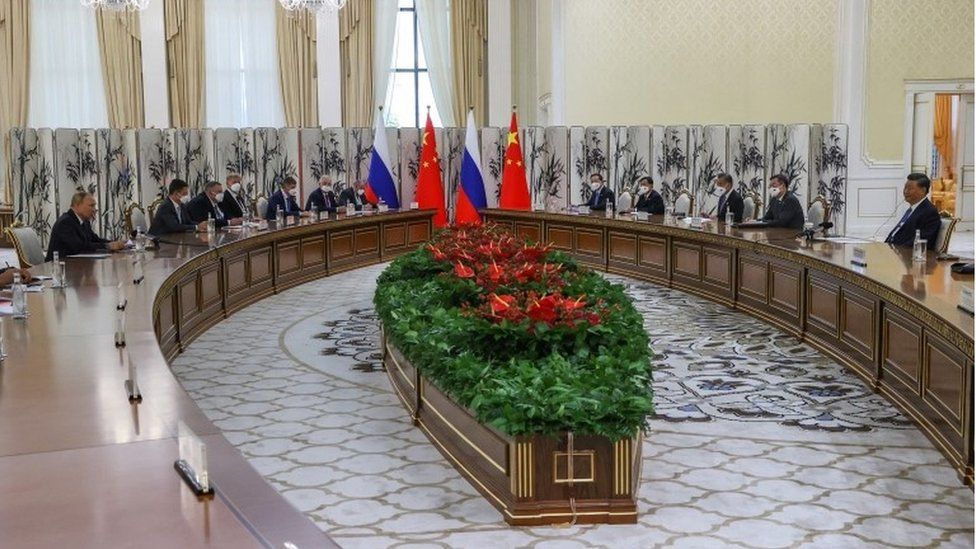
top-left (499, 110), bottom-right (531, 210)
top-left (415, 113), bottom-right (447, 227)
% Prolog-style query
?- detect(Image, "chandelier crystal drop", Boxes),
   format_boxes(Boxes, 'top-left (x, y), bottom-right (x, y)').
top-left (81, 0), bottom-right (151, 11)
top-left (279, 0), bottom-right (348, 14)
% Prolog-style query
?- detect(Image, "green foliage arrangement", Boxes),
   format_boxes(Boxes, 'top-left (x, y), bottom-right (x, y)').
top-left (374, 224), bottom-right (653, 441)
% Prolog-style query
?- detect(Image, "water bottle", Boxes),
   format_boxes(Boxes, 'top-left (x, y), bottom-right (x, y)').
top-left (378, 197), bottom-right (388, 213)
top-left (275, 206), bottom-right (284, 228)
top-left (135, 226), bottom-right (146, 252)
top-left (912, 229), bottom-right (926, 262)
top-left (11, 273), bottom-right (26, 319)
top-left (725, 211), bottom-right (734, 226)
top-left (310, 202), bottom-right (319, 221)
top-left (207, 213), bottom-right (215, 234)
top-left (345, 203), bottom-right (355, 216)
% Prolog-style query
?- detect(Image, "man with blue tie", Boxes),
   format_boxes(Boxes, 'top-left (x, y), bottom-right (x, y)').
top-left (713, 173), bottom-right (744, 223)
top-left (306, 175), bottom-right (339, 214)
top-left (884, 173), bottom-right (941, 250)
top-left (587, 173), bottom-right (615, 212)
top-left (265, 176), bottom-right (307, 221)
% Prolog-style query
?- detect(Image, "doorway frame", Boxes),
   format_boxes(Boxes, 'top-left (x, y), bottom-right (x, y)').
top-left (902, 79), bottom-right (974, 229)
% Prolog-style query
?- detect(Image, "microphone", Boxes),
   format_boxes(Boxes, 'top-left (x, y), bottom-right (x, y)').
top-left (869, 204), bottom-right (904, 242)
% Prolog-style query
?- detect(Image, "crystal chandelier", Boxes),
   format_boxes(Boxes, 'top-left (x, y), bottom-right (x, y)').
top-left (279, 0), bottom-right (348, 14)
top-left (81, 0), bottom-right (151, 10)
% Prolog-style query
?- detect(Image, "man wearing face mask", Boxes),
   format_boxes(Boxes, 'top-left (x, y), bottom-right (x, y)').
top-left (713, 173), bottom-right (744, 223)
top-left (586, 173), bottom-right (615, 212)
top-left (339, 180), bottom-right (369, 211)
top-left (220, 173), bottom-right (249, 219)
top-left (149, 179), bottom-right (208, 236)
top-left (46, 190), bottom-right (127, 260)
top-left (634, 176), bottom-right (665, 214)
top-left (187, 181), bottom-right (242, 228)
top-left (760, 174), bottom-right (805, 230)
top-left (265, 176), bottom-right (307, 221)
top-left (306, 175), bottom-right (339, 214)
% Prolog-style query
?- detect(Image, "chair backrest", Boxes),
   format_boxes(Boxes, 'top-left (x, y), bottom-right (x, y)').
top-left (742, 196), bottom-right (755, 221)
top-left (807, 197), bottom-right (826, 227)
top-left (617, 191), bottom-right (633, 212)
top-left (935, 213), bottom-right (959, 255)
top-left (6, 225), bottom-right (46, 267)
top-left (147, 197), bottom-right (164, 221)
top-left (673, 190), bottom-right (693, 216)
top-left (256, 195), bottom-right (269, 219)
top-left (125, 203), bottom-right (147, 234)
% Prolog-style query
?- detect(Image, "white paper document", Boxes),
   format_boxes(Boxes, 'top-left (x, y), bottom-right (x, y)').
top-left (66, 253), bottom-right (111, 258)
top-left (821, 237), bottom-right (873, 244)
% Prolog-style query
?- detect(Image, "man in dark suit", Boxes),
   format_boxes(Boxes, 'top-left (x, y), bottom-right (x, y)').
top-left (187, 181), bottom-right (242, 229)
top-left (760, 174), bottom-right (805, 230)
top-left (265, 176), bottom-right (307, 221)
top-left (586, 173), bottom-right (615, 211)
top-left (885, 173), bottom-right (941, 250)
top-left (338, 180), bottom-right (368, 211)
top-left (46, 191), bottom-right (127, 260)
top-left (149, 179), bottom-right (208, 236)
top-left (306, 175), bottom-right (339, 214)
top-left (713, 173), bottom-right (744, 223)
top-left (634, 176), bottom-right (665, 214)
top-left (220, 173), bottom-right (249, 219)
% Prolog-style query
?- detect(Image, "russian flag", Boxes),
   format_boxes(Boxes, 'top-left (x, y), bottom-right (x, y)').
top-left (455, 109), bottom-right (487, 224)
top-left (365, 107), bottom-right (400, 208)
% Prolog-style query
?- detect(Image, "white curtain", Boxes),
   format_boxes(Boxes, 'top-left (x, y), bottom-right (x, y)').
top-left (374, 0), bottom-right (398, 125)
top-left (28, 0), bottom-right (109, 128)
top-left (415, 0), bottom-right (455, 126)
top-left (205, 0), bottom-right (285, 127)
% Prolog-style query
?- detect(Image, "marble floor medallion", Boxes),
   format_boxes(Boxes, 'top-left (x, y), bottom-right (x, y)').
top-left (172, 263), bottom-right (974, 548)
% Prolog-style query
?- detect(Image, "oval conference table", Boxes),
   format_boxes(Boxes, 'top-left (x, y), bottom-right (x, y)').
top-left (0, 207), bottom-right (971, 547)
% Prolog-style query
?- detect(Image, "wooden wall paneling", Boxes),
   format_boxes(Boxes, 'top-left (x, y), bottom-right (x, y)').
top-left (701, 244), bottom-right (734, 301)
top-left (805, 273), bottom-right (841, 337)
top-left (767, 260), bottom-right (804, 334)
top-left (637, 235), bottom-right (669, 283)
top-left (880, 305), bottom-right (924, 402)
top-left (515, 221), bottom-right (542, 243)
top-left (839, 287), bottom-right (880, 380)
top-left (545, 223), bottom-right (573, 252)
top-left (407, 220), bottom-right (430, 245)
top-left (671, 240), bottom-right (702, 283)
top-left (384, 222), bottom-right (407, 253)
top-left (574, 227), bottom-right (606, 266)
top-left (276, 239), bottom-right (302, 280)
top-left (301, 235), bottom-right (326, 273)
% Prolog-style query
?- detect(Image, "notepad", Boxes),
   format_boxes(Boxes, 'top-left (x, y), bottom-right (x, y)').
top-left (66, 253), bottom-right (111, 258)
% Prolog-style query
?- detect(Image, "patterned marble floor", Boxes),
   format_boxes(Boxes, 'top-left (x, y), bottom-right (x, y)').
top-left (171, 263), bottom-right (974, 549)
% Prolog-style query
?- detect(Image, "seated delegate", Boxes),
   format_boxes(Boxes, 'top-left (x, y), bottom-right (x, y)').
top-left (265, 176), bottom-right (308, 221)
top-left (634, 176), bottom-right (665, 215)
top-left (587, 173), bottom-right (615, 211)
top-left (187, 181), bottom-right (242, 229)
top-left (884, 173), bottom-right (941, 250)
top-left (307, 176), bottom-right (340, 214)
top-left (759, 173), bottom-right (804, 230)
top-left (46, 191), bottom-right (126, 261)
top-left (149, 179), bottom-right (209, 236)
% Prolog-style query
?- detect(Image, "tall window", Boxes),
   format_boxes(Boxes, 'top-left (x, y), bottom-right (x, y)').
top-left (204, 0), bottom-right (285, 127)
top-left (29, 0), bottom-right (109, 128)
top-left (386, 0), bottom-right (442, 128)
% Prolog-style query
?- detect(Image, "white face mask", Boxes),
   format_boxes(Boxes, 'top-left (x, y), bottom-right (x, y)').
top-left (230, 183), bottom-right (241, 193)
top-left (715, 185), bottom-right (727, 195)
top-left (357, 189), bottom-right (366, 196)
top-left (214, 192), bottom-right (225, 202)
top-left (589, 182), bottom-right (602, 192)
top-left (639, 186), bottom-right (650, 195)
top-left (321, 185), bottom-right (332, 193)
top-left (288, 188), bottom-right (298, 197)
top-left (180, 194), bottom-right (190, 204)
top-left (769, 186), bottom-right (781, 198)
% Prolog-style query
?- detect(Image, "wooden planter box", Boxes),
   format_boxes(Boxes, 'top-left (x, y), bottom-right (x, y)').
top-left (382, 333), bottom-right (641, 526)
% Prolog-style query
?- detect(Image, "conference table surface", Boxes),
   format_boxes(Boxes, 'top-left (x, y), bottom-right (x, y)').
top-left (0, 208), bottom-right (972, 547)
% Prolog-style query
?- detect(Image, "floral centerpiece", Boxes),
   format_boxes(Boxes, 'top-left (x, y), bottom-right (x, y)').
top-left (375, 223), bottom-right (653, 441)
top-left (374, 223), bottom-right (652, 524)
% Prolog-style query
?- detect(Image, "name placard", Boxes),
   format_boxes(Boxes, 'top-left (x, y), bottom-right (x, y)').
top-left (175, 421), bottom-right (213, 496)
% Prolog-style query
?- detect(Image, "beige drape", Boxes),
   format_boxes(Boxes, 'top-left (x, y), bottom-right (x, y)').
top-left (276, 4), bottom-right (318, 127)
top-left (96, 9), bottom-right (145, 128)
top-left (339, 0), bottom-right (373, 127)
top-left (934, 95), bottom-right (954, 179)
top-left (0, 1), bottom-right (29, 205)
top-left (164, 0), bottom-right (204, 128)
top-left (449, 0), bottom-right (486, 126)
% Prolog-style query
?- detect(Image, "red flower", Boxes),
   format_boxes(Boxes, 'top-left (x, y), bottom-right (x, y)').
top-left (527, 295), bottom-right (558, 323)
top-left (454, 261), bottom-right (475, 278)
top-left (563, 295), bottom-right (586, 311)
top-left (489, 293), bottom-right (516, 316)
top-left (487, 260), bottom-right (504, 282)
top-left (427, 244), bottom-right (447, 261)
